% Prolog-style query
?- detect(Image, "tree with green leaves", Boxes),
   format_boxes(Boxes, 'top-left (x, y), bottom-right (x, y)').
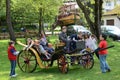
top-left (0, 0), bottom-right (6, 26)
top-left (9, 0), bottom-right (62, 35)
top-left (76, 0), bottom-right (103, 39)
top-left (33, 0), bottom-right (62, 34)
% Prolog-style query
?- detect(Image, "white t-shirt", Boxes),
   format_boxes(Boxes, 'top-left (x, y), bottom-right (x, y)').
top-left (85, 37), bottom-right (97, 50)
top-left (91, 38), bottom-right (97, 50)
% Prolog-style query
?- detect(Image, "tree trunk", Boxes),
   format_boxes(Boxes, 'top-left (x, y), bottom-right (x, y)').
top-left (76, 0), bottom-right (95, 34)
top-left (39, 7), bottom-right (46, 38)
top-left (0, 19), bottom-right (1, 26)
top-left (94, 0), bottom-right (103, 39)
top-left (39, 7), bottom-right (42, 35)
top-left (76, 0), bottom-right (103, 40)
top-left (6, 0), bottom-right (16, 42)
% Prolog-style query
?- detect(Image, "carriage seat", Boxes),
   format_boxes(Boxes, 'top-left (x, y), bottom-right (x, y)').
top-left (57, 41), bottom-right (65, 46)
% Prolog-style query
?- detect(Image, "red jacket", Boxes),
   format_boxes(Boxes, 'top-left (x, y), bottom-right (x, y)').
top-left (7, 46), bottom-right (17, 60)
top-left (98, 40), bottom-right (108, 55)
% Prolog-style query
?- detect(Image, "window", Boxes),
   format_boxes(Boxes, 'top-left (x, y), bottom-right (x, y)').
top-left (106, 19), bottom-right (114, 25)
top-left (106, 1), bottom-right (111, 6)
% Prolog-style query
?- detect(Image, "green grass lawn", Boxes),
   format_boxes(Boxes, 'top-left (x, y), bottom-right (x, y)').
top-left (0, 36), bottom-right (120, 80)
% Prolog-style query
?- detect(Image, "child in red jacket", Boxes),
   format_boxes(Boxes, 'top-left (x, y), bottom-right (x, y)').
top-left (7, 41), bottom-right (19, 77)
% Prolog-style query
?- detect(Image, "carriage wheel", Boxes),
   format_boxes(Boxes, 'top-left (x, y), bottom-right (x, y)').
top-left (17, 50), bottom-right (37, 73)
top-left (79, 51), bottom-right (94, 69)
top-left (57, 54), bottom-right (69, 73)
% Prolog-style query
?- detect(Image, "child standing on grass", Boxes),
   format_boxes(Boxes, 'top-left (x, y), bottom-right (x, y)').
top-left (7, 41), bottom-right (19, 77)
top-left (98, 34), bottom-right (111, 73)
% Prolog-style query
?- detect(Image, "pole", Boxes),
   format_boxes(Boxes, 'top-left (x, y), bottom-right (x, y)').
top-left (39, 7), bottom-right (42, 34)
top-left (98, 0), bottom-right (100, 35)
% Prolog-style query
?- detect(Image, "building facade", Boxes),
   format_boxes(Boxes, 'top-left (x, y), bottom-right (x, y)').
top-left (103, 0), bottom-right (120, 12)
top-left (102, 6), bottom-right (120, 28)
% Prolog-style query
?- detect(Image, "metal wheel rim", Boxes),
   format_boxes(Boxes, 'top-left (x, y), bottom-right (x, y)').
top-left (17, 50), bottom-right (37, 73)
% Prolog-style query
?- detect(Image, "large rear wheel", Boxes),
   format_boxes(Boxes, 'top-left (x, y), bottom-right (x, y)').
top-left (17, 50), bottom-right (37, 73)
top-left (57, 54), bottom-right (69, 73)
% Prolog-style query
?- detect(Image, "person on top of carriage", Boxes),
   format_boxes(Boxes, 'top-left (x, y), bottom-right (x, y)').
top-left (70, 32), bottom-right (83, 41)
top-left (39, 31), bottom-right (54, 54)
top-left (59, 26), bottom-right (71, 53)
top-left (59, 26), bottom-right (67, 42)
top-left (91, 34), bottom-right (99, 59)
top-left (34, 39), bottom-right (51, 59)
top-left (26, 38), bottom-right (34, 50)
top-left (91, 34), bottom-right (98, 51)
top-left (26, 38), bottom-right (51, 59)
top-left (69, 32), bottom-right (84, 65)
top-left (84, 33), bottom-right (94, 49)
top-left (70, 31), bottom-right (83, 50)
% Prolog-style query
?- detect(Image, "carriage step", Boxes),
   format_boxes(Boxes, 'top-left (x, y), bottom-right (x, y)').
top-left (66, 53), bottom-right (92, 57)
top-left (66, 53), bottom-right (83, 57)
top-left (42, 58), bottom-right (51, 61)
top-left (59, 62), bottom-right (68, 65)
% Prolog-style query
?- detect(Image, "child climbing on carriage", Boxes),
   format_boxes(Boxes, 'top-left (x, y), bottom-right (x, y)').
top-left (26, 38), bottom-right (51, 59)
top-left (39, 31), bottom-right (54, 54)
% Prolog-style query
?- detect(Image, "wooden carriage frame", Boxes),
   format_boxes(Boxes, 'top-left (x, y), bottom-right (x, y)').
top-left (17, 40), bottom-right (94, 73)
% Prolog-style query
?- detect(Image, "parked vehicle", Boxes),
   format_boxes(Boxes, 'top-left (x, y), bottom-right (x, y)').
top-left (67, 25), bottom-right (91, 36)
top-left (101, 25), bottom-right (120, 40)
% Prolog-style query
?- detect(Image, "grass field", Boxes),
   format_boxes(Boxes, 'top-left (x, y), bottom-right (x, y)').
top-left (0, 36), bottom-right (120, 80)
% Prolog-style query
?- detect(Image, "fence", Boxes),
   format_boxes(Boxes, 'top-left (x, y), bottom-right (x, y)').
top-left (0, 31), bottom-right (38, 40)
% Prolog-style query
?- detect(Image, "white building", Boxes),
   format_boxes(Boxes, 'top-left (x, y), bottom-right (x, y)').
top-left (103, 0), bottom-right (120, 12)
top-left (102, 6), bottom-right (120, 28)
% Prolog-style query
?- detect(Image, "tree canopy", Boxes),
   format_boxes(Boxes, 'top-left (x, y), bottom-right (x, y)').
top-left (76, 0), bottom-right (103, 39)
top-left (1, 0), bottom-right (104, 40)
top-left (0, 0), bottom-right (62, 27)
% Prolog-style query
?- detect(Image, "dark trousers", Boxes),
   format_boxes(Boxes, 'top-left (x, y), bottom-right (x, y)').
top-left (10, 60), bottom-right (16, 76)
top-left (65, 40), bottom-right (75, 52)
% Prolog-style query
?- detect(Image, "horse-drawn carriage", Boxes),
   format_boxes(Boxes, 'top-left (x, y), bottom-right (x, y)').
top-left (17, 40), bottom-right (94, 73)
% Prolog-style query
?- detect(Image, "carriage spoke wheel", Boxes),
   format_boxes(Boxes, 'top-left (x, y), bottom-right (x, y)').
top-left (17, 50), bottom-right (37, 73)
top-left (57, 55), bottom-right (69, 73)
top-left (81, 53), bottom-right (94, 69)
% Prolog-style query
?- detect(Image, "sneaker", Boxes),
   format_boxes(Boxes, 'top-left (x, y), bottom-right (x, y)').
top-left (11, 74), bottom-right (18, 77)
top-left (107, 69), bottom-right (111, 72)
top-left (102, 71), bottom-right (106, 73)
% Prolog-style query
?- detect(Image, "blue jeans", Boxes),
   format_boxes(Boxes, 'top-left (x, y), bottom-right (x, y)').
top-left (99, 54), bottom-right (110, 73)
top-left (10, 60), bottom-right (16, 76)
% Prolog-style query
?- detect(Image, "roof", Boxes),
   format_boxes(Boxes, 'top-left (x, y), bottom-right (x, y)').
top-left (103, 6), bottom-right (120, 16)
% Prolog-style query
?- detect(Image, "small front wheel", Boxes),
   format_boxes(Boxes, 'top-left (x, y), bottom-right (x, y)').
top-left (79, 51), bottom-right (94, 69)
